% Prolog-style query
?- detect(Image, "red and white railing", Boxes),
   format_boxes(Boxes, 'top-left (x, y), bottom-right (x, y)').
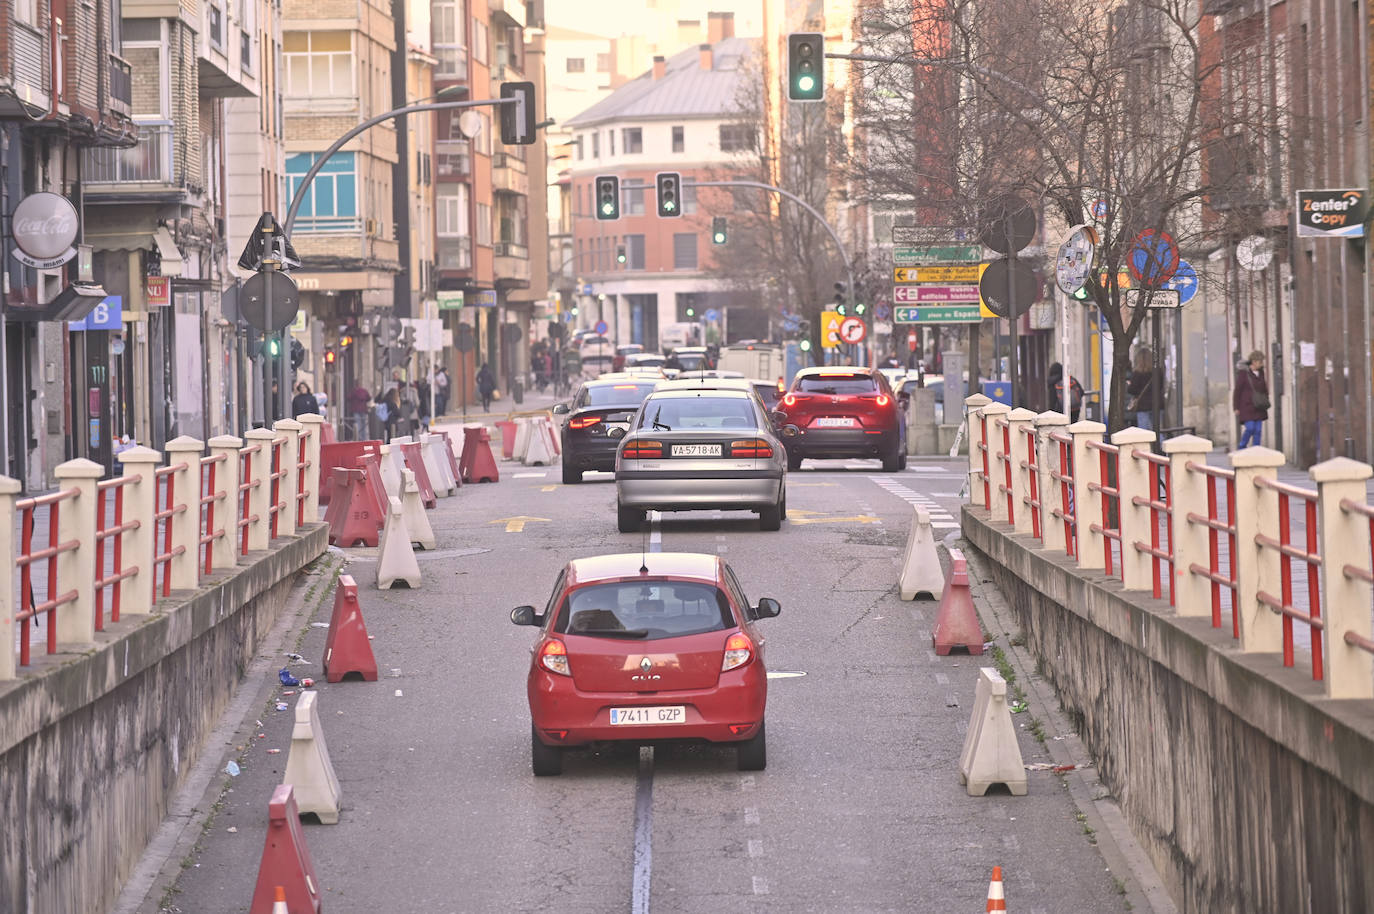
top-left (0, 415), bottom-right (325, 680)
top-left (963, 394), bottom-right (1374, 701)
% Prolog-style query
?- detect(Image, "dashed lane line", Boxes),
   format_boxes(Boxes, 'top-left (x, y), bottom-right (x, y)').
top-left (868, 476), bottom-right (960, 529)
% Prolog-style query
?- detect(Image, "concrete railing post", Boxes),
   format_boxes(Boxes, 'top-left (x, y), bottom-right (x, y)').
top-left (1310, 457), bottom-right (1374, 699)
top-left (273, 419), bottom-right (302, 538)
top-left (1070, 420), bottom-right (1108, 571)
top-left (1112, 427), bottom-right (1158, 592)
top-left (207, 436), bottom-right (243, 571)
top-left (296, 413), bottom-right (325, 524)
top-left (0, 476), bottom-right (21, 679)
top-left (243, 429), bottom-right (276, 552)
top-left (1006, 408), bottom-right (1038, 536)
top-left (1230, 446), bottom-right (1286, 653)
top-left (1163, 435), bottom-right (1215, 616)
top-left (53, 458), bottom-right (104, 646)
top-left (1034, 412), bottom-right (1070, 554)
top-left (982, 403), bottom-right (1012, 524)
top-left (964, 394), bottom-right (992, 507)
top-left (164, 437), bottom-right (204, 591)
top-left (116, 446), bottom-right (163, 613)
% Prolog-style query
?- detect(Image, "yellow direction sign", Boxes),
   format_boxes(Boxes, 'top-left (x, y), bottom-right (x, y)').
top-left (894, 265), bottom-right (982, 283)
top-left (490, 516), bottom-right (550, 533)
top-left (820, 310), bottom-right (842, 348)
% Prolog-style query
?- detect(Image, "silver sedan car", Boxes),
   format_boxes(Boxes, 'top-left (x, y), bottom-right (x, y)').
top-left (615, 385), bottom-right (788, 532)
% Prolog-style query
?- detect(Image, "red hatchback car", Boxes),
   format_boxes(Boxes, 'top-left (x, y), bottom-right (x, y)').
top-left (774, 366), bottom-right (908, 471)
top-left (511, 552), bottom-right (781, 776)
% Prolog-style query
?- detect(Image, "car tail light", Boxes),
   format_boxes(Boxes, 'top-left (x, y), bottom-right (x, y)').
top-left (721, 632), bottom-right (753, 671)
top-left (783, 394), bottom-right (797, 407)
top-left (622, 440), bottom-right (663, 459)
top-left (875, 394), bottom-right (890, 407)
top-left (730, 438), bottom-right (774, 458)
top-left (539, 640), bottom-right (571, 676)
top-left (568, 416), bottom-right (602, 430)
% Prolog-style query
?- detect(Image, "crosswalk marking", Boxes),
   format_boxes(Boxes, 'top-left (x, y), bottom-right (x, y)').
top-left (868, 476), bottom-right (960, 529)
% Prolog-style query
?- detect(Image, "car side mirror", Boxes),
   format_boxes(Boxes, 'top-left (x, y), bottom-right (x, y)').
top-left (511, 605), bottom-right (539, 626)
top-left (781, 424), bottom-right (801, 438)
top-left (753, 597), bottom-right (781, 619)
top-left (898, 392), bottom-right (911, 406)
top-left (770, 409), bottom-right (787, 425)
top-left (552, 403), bottom-right (569, 415)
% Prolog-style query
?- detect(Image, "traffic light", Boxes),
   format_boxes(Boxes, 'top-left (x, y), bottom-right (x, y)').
top-left (787, 33), bottom-right (825, 102)
top-left (798, 318), bottom-right (811, 336)
top-left (616, 244), bottom-right (627, 264)
top-left (711, 217), bottom-right (727, 245)
top-left (400, 325), bottom-right (417, 351)
top-left (263, 336), bottom-right (282, 359)
top-left (686, 307), bottom-right (695, 318)
top-left (324, 348), bottom-right (337, 365)
top-left (799, 338), bottom-right (812, 352)
top-left (340, 333), bottom-right (354, 348)
top-left (594, 175), bottom-right (620, 221)
top-left (656, 172), bottom-right (682, 218)
top-left (1074, 285), bottom-right (1090, 301)
top-left (290, 338), bottom-right (305, 369)
top-left (499, 81), bottom-right (537, 145)
top-left (854, 302), bottom-right (866, 316)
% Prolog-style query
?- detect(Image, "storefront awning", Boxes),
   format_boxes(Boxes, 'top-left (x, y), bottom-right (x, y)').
top-left (3, 282), bottom-right (109, 322)
top-left (153, 225), bottom-right (184, 277)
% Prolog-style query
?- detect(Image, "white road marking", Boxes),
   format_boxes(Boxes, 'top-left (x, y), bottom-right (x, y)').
top-left (648, 511), bottom-right (662, 553)
top-left (747, 839), bottom-right (764, 858)
top-left (869, 476), bottom-right (960, 529)
top-left (513, 471), bottom-right (547, 478)
top-left (752, 876), bottom-right (770, 895)
top-left (935, 673), bottom-right (950, 685)
top-left (744, 807), bottom-right (761, 826)
top-left (905, 466), bottom-right (954, 474)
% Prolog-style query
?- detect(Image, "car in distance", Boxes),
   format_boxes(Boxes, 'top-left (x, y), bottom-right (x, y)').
top-left (553, 377), bottom-right (661, 484)
top-left (666, 346), bottom-right (713, 372)
top-left (615, 385), bottom-right (788, 532)
top-left (774, 366), bottom-right (909, 471)
top-left (511, 552), bottom-right (780, 775)
top-left (612, 343), bottom-right (645, 372)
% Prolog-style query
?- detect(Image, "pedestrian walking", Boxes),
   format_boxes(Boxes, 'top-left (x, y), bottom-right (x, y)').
top-left (290, 382), bottom-right (318, 419)
top-left (476, 363), bottom-right (496, 412)
top-left (1234, 350), bottom-right (1270, 448)
top-left (376, 385), bottom-right (401, 440)
top-left (434, 367), bottom-right (449, 418)
top-left (414, 378), bottom-right (431, 431)
top-left (1047, 362), bottom-right (1084, 422)
top-left (346, 382), bottom-right (371, 440)
top-left (1126, 348), bottom-right (1162, 430)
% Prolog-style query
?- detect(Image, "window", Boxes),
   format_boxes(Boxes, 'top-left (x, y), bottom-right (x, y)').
top-left (719, 124), bottom-right (755, 152)
top-left (475, 112), bottom-right (492, 156)
top-left (673, 233), bottom-right (698, 270)
top-left (476, 203), bottom-right (492, 246)
top-left (574, 136), bottom-right (583, 160)
top-left (437, 186), bottom-right (469, 237)
top-left (471, 18), bottom-right (488, 64)
top-left (592, 132), bottom-right (600, 158)
top-left (799, 373), bottom-right (879, 394)
top-left (285, 152), bottom-right (358, 232)
top-left (208, 4), bottom-right (224, 48)
top-left (566, 57), bottom-right (586, 73)
top-left (622, 128), bottom-right (642, 154)
top-left (671, 125), bottom-right (685, 153)
top-left (283, 31), bottom-right (354, 97)
top-left (682, 184), bottom-right (697, 214)
top-left (433, 1), bottom-right (467, 78)
top-left (622, 184), bottom-right (645, 215)
top-left (624, 234), bottom-right (646, 269)
top-left (14, 0), bottom-right (35, 25)
top-left (609, 130), bottom-right (615, 156)
top-left (597, 53), bottom-right (612, 72)
top-left (554, 580), bottom-right (732, 639)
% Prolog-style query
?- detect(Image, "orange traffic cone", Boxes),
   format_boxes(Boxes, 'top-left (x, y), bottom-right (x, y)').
top-left (986, 865), bottom-right (1006, 911)
top-left (271, 885), bottom-right (288, 914)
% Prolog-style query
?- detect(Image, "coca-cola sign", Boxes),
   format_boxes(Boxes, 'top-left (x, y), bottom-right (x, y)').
top-left (12, 192), bottom-right (79, 262)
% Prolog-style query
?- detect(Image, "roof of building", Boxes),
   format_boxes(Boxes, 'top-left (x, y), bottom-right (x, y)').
top-left (546, 24), bottom-right (613, 42)
top-left (565, 36), bottom-right (758, 127)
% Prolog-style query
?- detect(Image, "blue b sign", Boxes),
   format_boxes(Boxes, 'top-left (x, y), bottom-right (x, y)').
top-left (69, 296), bottom-right (123, 331)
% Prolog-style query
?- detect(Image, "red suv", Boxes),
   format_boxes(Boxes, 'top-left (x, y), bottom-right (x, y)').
top-left (774, 367), bottom-right (908, 471)
top-left (511, 552), bottom-right (781, 775)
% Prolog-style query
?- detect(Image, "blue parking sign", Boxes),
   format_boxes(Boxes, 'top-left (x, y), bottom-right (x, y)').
top-left (69, 296), bottom-right (122, 331)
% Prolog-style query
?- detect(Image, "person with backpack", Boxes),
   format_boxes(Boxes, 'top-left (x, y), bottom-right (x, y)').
top-left (1047, 362), bottom-right (1084, 422)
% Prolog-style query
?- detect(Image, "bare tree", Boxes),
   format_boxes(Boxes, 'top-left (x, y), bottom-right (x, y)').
top-left (846, 0), bottom-right (1286, 429)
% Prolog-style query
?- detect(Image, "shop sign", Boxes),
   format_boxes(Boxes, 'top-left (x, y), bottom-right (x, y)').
top-left (1295, 189), bottom-right (1367, 238)
top-left (146, 276), bottom-right (171, 307)
top-left (11, 192), bottom-right (79, 269)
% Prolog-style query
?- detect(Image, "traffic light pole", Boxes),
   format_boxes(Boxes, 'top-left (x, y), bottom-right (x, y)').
top-left (683, 180), bottom-right (855, 361)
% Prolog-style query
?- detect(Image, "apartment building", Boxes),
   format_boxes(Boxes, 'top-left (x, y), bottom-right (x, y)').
top-left (565, 28), bottom-right (758, 350)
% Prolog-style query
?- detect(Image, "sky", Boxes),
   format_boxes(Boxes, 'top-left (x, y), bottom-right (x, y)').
top-left (542, 0), bottom-right (764, 40)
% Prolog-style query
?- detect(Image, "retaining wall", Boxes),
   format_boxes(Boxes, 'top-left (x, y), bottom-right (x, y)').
top-left (963, 508), bottom-right (1374, 913)
top-left (0, 525), bottom-right (328, 914)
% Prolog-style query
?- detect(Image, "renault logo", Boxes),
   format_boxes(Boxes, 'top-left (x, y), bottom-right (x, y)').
top-left (640, 657), bottom-right (652, 673)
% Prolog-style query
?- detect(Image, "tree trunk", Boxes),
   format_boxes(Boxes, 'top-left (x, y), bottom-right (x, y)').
top-left (1107, 342), bottom-right (1135, 434)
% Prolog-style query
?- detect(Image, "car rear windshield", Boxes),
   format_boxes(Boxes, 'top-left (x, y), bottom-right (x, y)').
top-left (585, 384), bottom-right (657, 407)
top-left (554, 581), bottom-right (734, 640)
top-left (798, 373), bottom-right (878, 394)
top-left (638, 396), bottom-right (758, 430)
top-left (753, 384), bottom-right (782, 408)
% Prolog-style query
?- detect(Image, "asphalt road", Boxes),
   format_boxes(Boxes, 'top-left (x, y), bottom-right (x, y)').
top-left (129, 454), bottom-right (1147, 914)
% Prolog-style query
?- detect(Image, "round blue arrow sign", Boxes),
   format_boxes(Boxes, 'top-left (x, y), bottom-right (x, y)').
top-left (1162, 260), bottom-right (1198, 305)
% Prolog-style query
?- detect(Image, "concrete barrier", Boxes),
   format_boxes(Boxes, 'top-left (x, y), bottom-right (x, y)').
top-left (898, 505), bottom-right (944, 600)
top-left (958, 667), bottom-right (1027, 796)
top-left (282, 691), bottom-right (341, 824)
top-left (400, 469), bottom-right (436, 550)
top-left (376, 496), bottom-right (421, 590)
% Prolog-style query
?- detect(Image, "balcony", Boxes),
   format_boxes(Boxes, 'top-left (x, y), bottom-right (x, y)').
top-left (10, 25), bottom-right (48, 107)
top-left (436, 140), bottom-right (471, 179)
top-left (491, 152), bottom-right (529, 196)
top-left (109, 55), bottom-right (132, 114)
top-left (435, 45), bottom-right (468, 81)
top-left (488, 0), bottom-right (526, 28)
top-left (84, 122), bottom-right (177, 188)
top-left (494, 242), bottom-right (531, 285)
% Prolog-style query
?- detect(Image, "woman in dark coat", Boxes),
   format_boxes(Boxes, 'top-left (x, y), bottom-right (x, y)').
top-left (1233, 350), bottom-right (1269, 448)
top-left (290, 382), bottom-right (318, 419)
top-left (1126, 348), bottom-right (1162, 429)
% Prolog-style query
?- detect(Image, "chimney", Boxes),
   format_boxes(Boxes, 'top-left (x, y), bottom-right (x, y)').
top-left (699, 43), bottom-right (712, 70)
top-left (652, 55), bottom-right (666, 80)
top-left (708, 11), bottom-right (735, 43)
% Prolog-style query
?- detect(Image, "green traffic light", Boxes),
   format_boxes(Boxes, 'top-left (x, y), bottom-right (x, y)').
top-left (663, 200), bottom-right (676, 212)
top-left (797, 74), bottom-right (815, 93)
top-left (854, 303), bottom-right (866, 315)
top-left (1073, 285), bottom-right (1089, 301)
top-left (799, 339), bottom-right (812, 351)
top-left (836, 304), bottom-right (846, 316)
top-left (264, 338), bottom-right (282, 358)
top-left (601, 202), bottom-right (614, 215)
top-left (686, 308), bottom-right (695, 317)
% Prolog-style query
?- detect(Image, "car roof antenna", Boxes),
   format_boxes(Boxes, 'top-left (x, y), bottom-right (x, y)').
top-left (640, 522), bottom-right (650, 574)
